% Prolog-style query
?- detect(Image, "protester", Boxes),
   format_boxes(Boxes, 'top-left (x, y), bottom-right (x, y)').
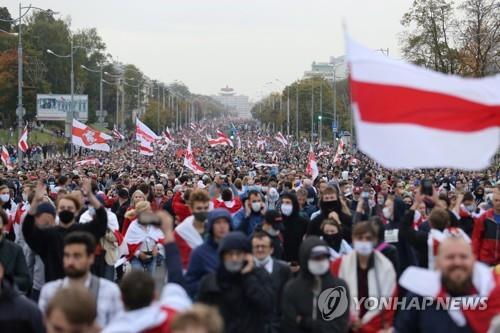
top-left (44, 287), bottom-right (99, 333)
top-left (472, 185), bottom-right (500, 266)
top-left (397, 237), bottom-right (500, 332)
top-left (253, 209), bottom-right (285, 259)
top-left (281, 236), bottom-right (350, 332)
top-left (185, 208), bottom-right (231, 297)
top-left (170, 304), bottom-right (224, 333)
top-left (0, 208), bottom-right (31, 293)
top-left (280, 192), bottom-right (309, 263)
top-left (197, 231), bottom-right (275, 333)
top-left (0, 263), bottom-right (44, 333)
top-left (39, 231), bottom-right (123, 327)
top-left (251, 231), bottom-right (291, 333)
top-left (234, 190), bottom-right (266, 234)
top-left (23, 180), bottom-right (108, 282)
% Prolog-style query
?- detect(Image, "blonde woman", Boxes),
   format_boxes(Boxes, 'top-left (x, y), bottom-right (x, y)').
top-left (121, 190), bottom-right (146, 235)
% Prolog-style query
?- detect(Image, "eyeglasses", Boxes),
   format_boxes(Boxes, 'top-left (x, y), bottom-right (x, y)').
top-left (252, 245), bottom-right (270, 250)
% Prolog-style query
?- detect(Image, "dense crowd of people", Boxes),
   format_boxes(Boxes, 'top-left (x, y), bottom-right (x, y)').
top-left (0, 120), bottom-right (499, 333)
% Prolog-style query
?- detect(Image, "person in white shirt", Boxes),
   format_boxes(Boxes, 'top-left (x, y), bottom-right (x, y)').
top-left (39, 231), bottom-right (123, 329)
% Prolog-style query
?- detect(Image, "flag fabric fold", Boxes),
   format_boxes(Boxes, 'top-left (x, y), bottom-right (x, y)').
top-left (113, 126), bottom-right (125, 140)
top-left (1, 146), bottom-right (13, 170)
top-left (183, 140), bottom-right (205, 175)
top-left (347, 36), bottom-right (500, 170)
top-left (18, 126), bottom-right (28, 153)
top-left (306, 145), bottom-right (319, 181)
top-left (72, 119), bottom-right (110, 152)
top-left (275, 132), bottom-right (288, 147)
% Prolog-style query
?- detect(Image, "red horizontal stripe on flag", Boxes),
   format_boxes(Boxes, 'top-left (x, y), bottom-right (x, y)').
top-left (351, 80), bottom-right (500, 132)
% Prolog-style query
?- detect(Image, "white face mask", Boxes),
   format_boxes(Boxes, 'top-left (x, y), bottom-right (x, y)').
top-left (353, 241), bottom-right (374, 256)
top-left (0, 194), bottom-right (10, 203)
top-left (254, 255), bottom-right (271, 267)
top-left (251, 202), bottom-right (261, 213)
top-left (281, 203), bottom-right (293, 216)
top-left (267, 225), bottom-right (280, 236)
top-left (382, 207), bottom-right (392, 220)
top-left (307, 259), bottom-right (330, 276)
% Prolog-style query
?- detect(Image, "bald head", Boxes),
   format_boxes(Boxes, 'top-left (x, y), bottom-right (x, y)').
top-left (436, 237), bottom-right (474, 295)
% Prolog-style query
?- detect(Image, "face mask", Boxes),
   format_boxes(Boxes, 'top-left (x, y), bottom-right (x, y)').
top-left (58, 210), bottom-right (75, 225)
top-left (254, 255), bottom-right (271, 268)
top-left (251, 202), bottom-right (261, 213)
top-left (224, 260), bottom-right (244, 273)
top-left (22, 193), bottom-right (28, 202)
top-left (267, 226), bottom-right (280, 236)
top-left (382, 207), bottom-right (392, 220)
top-left (193, 211), bottom-right (208, 222)
top-left (323, 233), bottom-right (342, 249)
top-left (353, 240), bottom-right (374, 256)
top-left (307, 259), bottom-right (330, 276)
top-left (377, 198), bottom-right (385, 206)
top-left (465, 205), bottom-right (475, 212)
top-left (281, 203), bottom-right (293, 216)
top-left (0, 194), bottom-right (9, 203)
top-left (320, 200), bottom-right (339, 213)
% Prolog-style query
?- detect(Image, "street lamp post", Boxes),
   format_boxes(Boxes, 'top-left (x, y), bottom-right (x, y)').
top-left (296, 83), bottom-right (299, 140)
top-left (81, 64), bottom-right (104, 121)
top-left (311, 81), bottom-right (314, 142)
top-left (0, 4), bottom-right (56, 165)
top-left (319, 81), bottom-right (323, 146)
top-left (47, 41), bottom-right (89, 158)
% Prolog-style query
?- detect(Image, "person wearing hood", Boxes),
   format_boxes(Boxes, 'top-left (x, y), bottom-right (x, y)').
top-left (307, 186), bottom-right (352, 243)
top-left (319, 218), bottom-right (352, 261)
top-left (185, 208), bottom-right (231, 298)
top-left (281, 237), bottom-right (350, 333)
top-left (235, 190), bottom-right (266, 235)
top-left (23, 180), bottom-right (107, 282)
top-left (0, 185), bottom-right (17, 237)
top-left (197, 231), bottom-right (275, 333)
top-left (280, 192), bottom-right (308, 263)
top-left (381, 196), bottom-right (418, 273)
top-left (253, 210), bottom-right (285, 260)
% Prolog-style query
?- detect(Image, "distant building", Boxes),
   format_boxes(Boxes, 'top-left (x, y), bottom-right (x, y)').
top-left (303, 55), bottom-right (348, 82)
top-left (211, 86), bottom-right (252, 118)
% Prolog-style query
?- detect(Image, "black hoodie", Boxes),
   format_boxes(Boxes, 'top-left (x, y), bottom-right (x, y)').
top-left (281, 237), bottom-right (350, 333)
top-left (281, 193), bottom-right (309, 263)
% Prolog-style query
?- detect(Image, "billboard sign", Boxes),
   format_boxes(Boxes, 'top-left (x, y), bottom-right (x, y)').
top-left (36, 94), bottom-right (88, 121)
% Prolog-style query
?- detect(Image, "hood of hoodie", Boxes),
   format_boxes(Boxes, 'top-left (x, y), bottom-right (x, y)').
top-left (281, 192), bottom-right (300, 217)
top-left (392, 198), bottom-right (407, 225)
top-left (298, 236), bottom-right (329, 279)
top-left (206, 208), bottom-right (232, 238)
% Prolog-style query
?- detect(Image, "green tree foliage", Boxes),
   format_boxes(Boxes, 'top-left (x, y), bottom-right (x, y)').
top-left (251, 77), bottom-right (351, 139)
top-left (0, 7), bottom-right (12, 32)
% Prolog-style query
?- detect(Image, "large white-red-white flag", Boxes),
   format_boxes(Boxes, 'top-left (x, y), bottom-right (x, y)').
top-left (75, 158), bottom-right (103, 167)
top-left (136, 118), bottom-right (159, 156)
top-left (163, 127), bottom-right (174, 143)
top-left (72, 120), bottom-right (110, 152)
top-left (183, 140), bottom-right (205, 175)
top-left (306, 145), bottom-right (319, 181)
top-left (1, 146), bottom-right (13, 170)
top-left (207, 132), bottom-right (233, 147)
top-left (348, 36), bottom-right (500, 169)
top-left (275, 132), bottom-right (288, 147)
top-left (18, 125), bottom-right (28, 153)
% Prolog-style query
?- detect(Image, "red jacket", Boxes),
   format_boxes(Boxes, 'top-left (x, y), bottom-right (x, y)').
top-left (151, 195), bottom-right (169, 212)
top-left (472, 209), bottom-right (500, 265)
top-left (172, 192), bottom-right (191, 223)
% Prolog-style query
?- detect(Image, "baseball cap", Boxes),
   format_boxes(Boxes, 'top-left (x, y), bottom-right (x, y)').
top-left (310, 245), bottom-right (330, 259)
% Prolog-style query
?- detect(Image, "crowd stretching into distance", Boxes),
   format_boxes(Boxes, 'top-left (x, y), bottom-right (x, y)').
top-left (0, 120), bottom-right (499, 333)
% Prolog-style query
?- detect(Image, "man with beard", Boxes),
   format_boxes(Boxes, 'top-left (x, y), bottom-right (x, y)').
top-left (39, 231), bottom-right (122, 329)
top-left (23, 179), bottom-right (108, 282)
top-left (397, 237), bottom-right (500, 332)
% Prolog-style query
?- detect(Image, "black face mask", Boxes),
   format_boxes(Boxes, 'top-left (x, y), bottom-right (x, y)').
top-left (193, 212), bottom-right (208, 222)
top-left (320, 200), bottom-right (340, 214)
top-left (58, 210), bottom-right (75, 224)
top-left (323, 233), bottom-right (343, 251)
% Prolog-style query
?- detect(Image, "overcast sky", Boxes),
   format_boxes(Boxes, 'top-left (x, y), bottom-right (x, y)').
top-left (4, 0), bottom-right (412, 100)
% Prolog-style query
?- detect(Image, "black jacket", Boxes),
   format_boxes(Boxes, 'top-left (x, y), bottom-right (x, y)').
top-left (0, 278), bottom-right (44, 333)
top-left (307, 203), bottom-right (352, 243)
top-left (267, 259), bottom-right (292, 333)
top-left (253, 224), bottom-right (284, 260)
top-left (282, 194), bottom-right (309, 263)
top-left (198, 266), bottom-right (275, 333)
top-left (0, 238), bottom-right (31, 293)
top-left (22, 207), bottom-right (107, 282)
top-left (281, 237), bottom-right (350, 333)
